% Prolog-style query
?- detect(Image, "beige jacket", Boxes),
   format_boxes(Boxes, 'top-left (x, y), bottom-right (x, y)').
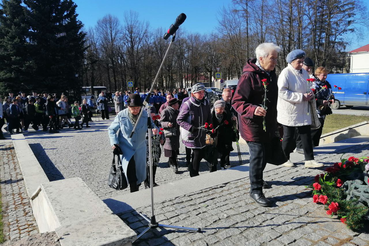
top-left (277, 64), bottom-right (312, 127)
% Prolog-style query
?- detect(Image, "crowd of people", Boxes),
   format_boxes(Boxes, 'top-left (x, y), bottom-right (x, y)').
top-left (0, 92), bottom-right (93, 138)
top-left (0, 43), bottom-right (333, 208)
top-left (108, 43), bottom-right (334, 209)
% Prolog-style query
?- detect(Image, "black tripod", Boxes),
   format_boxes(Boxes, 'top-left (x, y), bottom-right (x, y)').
top-left (130, 31), bottom-right (201, 244)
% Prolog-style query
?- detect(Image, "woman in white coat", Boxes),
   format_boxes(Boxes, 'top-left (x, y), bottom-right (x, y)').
top-left (277, 49), bottom-right (323, 168)
top-left (108, 93), bottom-right (158, 192)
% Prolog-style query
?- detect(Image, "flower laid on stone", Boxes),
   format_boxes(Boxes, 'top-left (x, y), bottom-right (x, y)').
top-left (309, 156), bottom-right (369, 230)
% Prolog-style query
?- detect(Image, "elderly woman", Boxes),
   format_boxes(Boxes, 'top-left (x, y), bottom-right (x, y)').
top-left (211, 100), bottom-right (234, 170)
top-left (113, 91), bottom-right (123, 114)
top-left (108, 94), bottom-right (158, 192)
top-left (161, 98), bottom-right (180, 173)
top-left (97, 91), bottom-right (109, 120)
top-left (277, 49), bottom-right (323, 168)
top-left (232, 43), bottom-right (281, 207)
top-left (177, 83), bottom-right (212, 177)
top-left (311, 67), bottom-right (332, 147)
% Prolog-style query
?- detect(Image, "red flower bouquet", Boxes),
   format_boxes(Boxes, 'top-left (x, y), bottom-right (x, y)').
top-left (309, 156), bottom-right (369, 230)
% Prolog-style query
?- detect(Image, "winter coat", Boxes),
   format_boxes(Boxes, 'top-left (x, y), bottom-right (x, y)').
top-left (177, 96), bottom-right (212, 149)
top-left (0, 101), bottom-right (2, 118)
top-left (57, 100), bottom-right (67, 115)
top-left (232, 59), bottom-right (278, 142)
top-left (161, 105), bottom-right (180, 152)
top-left (313, 78), bottom-right (332, 118)
top-left (46, 100), bottom-right (57, 117)
top-left (108, 108), bottom-right (157, 185)
top-left (71, 105), bottom-right (81, 118)
top-left (97, 95), bottom-right (108, 111)
top-left (81, 104), bottom-right (90, 116)
top-left (211, 110), bottom-right (234, 153)
top-left (277, 64), bottom-right (311, 127)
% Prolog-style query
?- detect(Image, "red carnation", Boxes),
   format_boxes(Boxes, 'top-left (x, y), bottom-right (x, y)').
top-left (159, 131), bottom-right (163, 135)
top-left (311, 88), bottom-right (316, 93)
top-left (160, 128), bottom-right (164, 131)
top-left (338, 87), bottom-right (342, 90)
top-left (307, 78), bottom-right (315, 82)
top-left (313, 182), bottom-right (321, 191)
top-left (224, 120), bottom-right (229, 125)
top-left (348, 157), bottom-right (359, 163)
top-left (204, 122), bottom-right (209, 128)
top-left (328, 202), bottom-right (339, 213)
top-left (336, 179), bottom-right (343, 188)
top-left (327, 210), bottom-right (333, 215)
top-left (313, 194), bottom-right (319, 203)
top-left (261, 79), bottom-right (267, 82)
top-left (334, 85), bottom-right (337, 88)
top-left (212, 129), bottom-right (215, 134)
top-left (319, 195), bottom-right (328, 205)
top-left (340, 218), bottom-right (347, 224)
top-left (209, 124), bottom-right (213, 129)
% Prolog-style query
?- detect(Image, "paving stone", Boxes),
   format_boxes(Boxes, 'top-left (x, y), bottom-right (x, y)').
top-left (350, 237), bottom-right (369, 246)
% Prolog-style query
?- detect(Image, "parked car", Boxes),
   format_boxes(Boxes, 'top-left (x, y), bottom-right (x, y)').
top-left (223, 79), bottom-right (239, 91)
top-left (206, 87), bottom-right (222, 99)
top-left (327, 73), bottom-right (369, 109)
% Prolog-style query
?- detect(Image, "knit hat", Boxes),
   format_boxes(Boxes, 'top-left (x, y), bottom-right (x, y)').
top-left (286, 49), bottom-right (305, 64)
top-left (303, 57), bottom-right (314, 67)
top-left (127, 94), bottom-right (143, 107)
top-left (168, 98), bottom-right (179, 106)
top-left (214, 100), bottom-right (225, 108)
top-left (191, 83), bottom-right (205, 93)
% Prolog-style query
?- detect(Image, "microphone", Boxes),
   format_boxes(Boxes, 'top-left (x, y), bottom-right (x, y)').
top-left (163, 13), bottom-right (186, 40)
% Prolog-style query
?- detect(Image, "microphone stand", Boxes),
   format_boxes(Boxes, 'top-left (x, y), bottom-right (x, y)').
top-left (131, 33), bottom-right (201, 243)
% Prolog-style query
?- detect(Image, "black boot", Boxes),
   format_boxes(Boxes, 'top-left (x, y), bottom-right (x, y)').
top-left (153, 165), bottom-right (158, 187)
top-left (144, 166), bottom-right (150, 189)
top-left (130, 182), bottom-right (139, 193)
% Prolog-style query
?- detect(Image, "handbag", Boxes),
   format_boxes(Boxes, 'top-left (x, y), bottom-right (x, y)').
top-left (309, 99), bottom-right (321, 130)
top-left (265, 137), bottom-right (287, 165)
top-left (108, 146), bottom-right (128, 190)
top-left (205, 134), bottom-right (217, 146)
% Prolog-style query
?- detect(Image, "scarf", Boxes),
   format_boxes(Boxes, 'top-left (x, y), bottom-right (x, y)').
top-left (128, 110), bottom-right (139, 124)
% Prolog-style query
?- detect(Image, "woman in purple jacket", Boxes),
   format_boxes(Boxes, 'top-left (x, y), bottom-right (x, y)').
top-left (177, 83), bottom-right (212, 177)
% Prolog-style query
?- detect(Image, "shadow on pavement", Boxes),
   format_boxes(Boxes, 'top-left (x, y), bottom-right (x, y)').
top-left (29, 143), bottom-right (64, 181)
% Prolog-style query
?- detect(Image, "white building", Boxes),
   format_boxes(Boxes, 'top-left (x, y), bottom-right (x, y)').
top-left (349, 44), bottom-right (369, 73)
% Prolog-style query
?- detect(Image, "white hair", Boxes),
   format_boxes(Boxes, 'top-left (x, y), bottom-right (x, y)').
top-left (255, 43), bottom-right (281, 62)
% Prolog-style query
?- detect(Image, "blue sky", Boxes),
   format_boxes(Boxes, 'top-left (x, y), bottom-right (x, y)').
top-left (73, 0), bottom-right (368, 51)
top-left (73, 0), bottom-right (231, 35)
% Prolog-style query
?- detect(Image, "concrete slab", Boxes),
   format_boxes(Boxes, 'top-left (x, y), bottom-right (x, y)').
top-left (11, 134), bottom-right (49, 197)
top-left (32, 177), bottom-right (137, 245)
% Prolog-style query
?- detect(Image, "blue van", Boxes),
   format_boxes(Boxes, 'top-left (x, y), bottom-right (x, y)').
top-left (326, 73), bottom-right (369, 109)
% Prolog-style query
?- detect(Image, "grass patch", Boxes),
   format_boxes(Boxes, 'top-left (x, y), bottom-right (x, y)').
top-left (0, 182), bottom-right (4, 244)
top-left (322, 114), bottom-right (369, 135)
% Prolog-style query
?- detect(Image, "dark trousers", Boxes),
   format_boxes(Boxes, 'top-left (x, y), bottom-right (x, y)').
top-left (169, 150), bottom-right (178, 167)
top-left (101, 110), bottom-right (109, 119)
top-left (220, 151), bottom-right (231, 167)
top-left (185, 147), bottom-right (192, 165)
top-left (282, 125), bottom-right (314, 161)
top-left (127, 157), bottom-right (138, 185)
top-left (311, 118), bottom-right (325, 147)
top-left (24, 117), bottom-right (37, 131)
top-left (247, 141), bottom-right (267, 193)
top-left (190, 148), bottom-right (205, 177)
top-left (296, 118), bottom-right (325, 148)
